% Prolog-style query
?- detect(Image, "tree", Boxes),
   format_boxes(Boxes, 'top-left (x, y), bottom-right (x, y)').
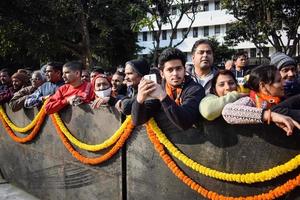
top-left (209, 37), bottom-right (235, 66)
top-left (222, 0), bottom-right (300, 57)
top-left (0, 0), bottom-right (139, 69)
top-left (132, 0), bottom-right (200, 65)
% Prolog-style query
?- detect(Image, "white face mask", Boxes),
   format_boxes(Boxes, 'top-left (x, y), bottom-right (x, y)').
top-left (95, 87), bottom-right (112, 98)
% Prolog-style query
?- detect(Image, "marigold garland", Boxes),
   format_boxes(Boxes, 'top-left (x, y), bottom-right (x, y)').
top-left (0, 104), bottom-right (46, 133)
top-left (146, 122), bottom-right (300, 200)
top-left (149, 118), bottom-right (300, 184)
top-left (0, 107), bottom-right (46, 143)
top-left (52, 113), bottom-right (131, 151)
top-left (50, 114), bottom-right (134, 165)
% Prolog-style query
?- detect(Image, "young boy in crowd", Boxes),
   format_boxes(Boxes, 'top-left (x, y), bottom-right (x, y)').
top-left (45, 61), bottom-right (94, 114)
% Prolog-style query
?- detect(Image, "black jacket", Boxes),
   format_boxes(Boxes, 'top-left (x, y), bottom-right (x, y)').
top-left (131, 75), bottom-right (205, 130)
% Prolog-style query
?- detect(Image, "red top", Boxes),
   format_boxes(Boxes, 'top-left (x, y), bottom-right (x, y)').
top-left (45, 81), bottom-right (94, 114)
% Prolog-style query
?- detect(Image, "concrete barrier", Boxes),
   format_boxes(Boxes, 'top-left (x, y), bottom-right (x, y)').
top-left (127, 111), bottom-right (300, 199)
top-left (0, 104), bottom-right (122, 200)
top-left (1, 105), bottom-right (300, 199)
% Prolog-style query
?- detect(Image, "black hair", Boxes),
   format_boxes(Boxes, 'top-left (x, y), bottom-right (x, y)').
top-left (233, 51), bottom-right (248, 61)
top-left (47, 62), bottom-right (63, 72)
top-left (0, 68), bottom-right (12, 76)
top-left (91, 66), bottom-right (104, 74)
top-left (210, 70), bottom-right (238, 95)
top-left (114, 71), bottom-right (125, 78)
top-left (245, 65), bottom-right (278, 92)
top-left (63, 61), bottom-right (83, 73)
top-left (158, 48), bottom-right (186, 70)
top-left (191, 39), bottom-right (214, 55)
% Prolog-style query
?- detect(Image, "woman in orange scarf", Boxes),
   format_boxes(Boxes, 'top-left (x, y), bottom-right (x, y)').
top-left (222, 65), bottom-right (300, 136)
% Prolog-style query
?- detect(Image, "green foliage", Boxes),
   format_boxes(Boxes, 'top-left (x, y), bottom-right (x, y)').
top-left (209, 37), bottom-right (235, 65)
top-left (222, 0), bottom-right (300, 56)
top-left (0, 0), bottom-right (140, 69)
top-left (132, 0), bottom-right (199, 65)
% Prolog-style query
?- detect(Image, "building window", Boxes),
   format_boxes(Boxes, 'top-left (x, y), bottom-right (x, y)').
top-left (250, 48), bottom-right (256, 58)
top-left (162, 30), bottom-right (167, 40)
top-left (172, 30), bottom-right (177, 39)
top-left (171, 6), bottom-right (177, 15)
top-left (182, 28), bottom-right (188, 38)
top-left (204, 26), bottom-right (209, 37)
top-left (193, 27), bottom-right (198, 38)
top-left (215, 1), bottom-right (220, 10)
top-left (203, 2), bottom-right (209, 11)
top-left (142, 32), bottom-right (147, 41)
top-left (215, 25), bottom-right (220, 35)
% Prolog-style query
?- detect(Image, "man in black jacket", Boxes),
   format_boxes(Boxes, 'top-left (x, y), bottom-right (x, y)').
top-left (131, 48), bottom-right (205, 130)
top-left (115, 58), bottom-right (150, 115)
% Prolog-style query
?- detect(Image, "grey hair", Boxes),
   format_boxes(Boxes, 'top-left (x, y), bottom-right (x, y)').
top-left (32, 70), bottom-right (46, 81)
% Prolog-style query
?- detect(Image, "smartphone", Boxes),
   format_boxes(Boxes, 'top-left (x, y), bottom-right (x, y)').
top-left (143, 74), bottom-right (158, 101)
top-left (144, 74), bottom-right (157, 83)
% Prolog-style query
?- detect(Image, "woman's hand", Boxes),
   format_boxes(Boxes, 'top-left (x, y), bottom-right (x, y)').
top-left (269, 112), bottom-right (300, 136)
top-left (91, 97), bottom-right (110, 109)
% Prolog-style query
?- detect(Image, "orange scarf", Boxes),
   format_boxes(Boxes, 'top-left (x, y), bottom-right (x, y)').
top-left (249, 90), bottom-right (281, 109)
top-left (165, 82), bottom-right (183, 105)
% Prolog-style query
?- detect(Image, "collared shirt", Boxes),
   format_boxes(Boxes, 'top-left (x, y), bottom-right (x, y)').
top-left (190, 67), bottom-right (217, 95)
top-left (24, 80), bottom-right (64, 108)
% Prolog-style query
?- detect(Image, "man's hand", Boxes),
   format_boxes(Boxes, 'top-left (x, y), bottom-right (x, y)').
top-left (136, 79), bottom-right (157, 104)
top-left (66, 95), bottom-right (76, 105)
top-left (115, 100), bottom-right (122, 112)
top-left (41, 95), bottom-right (50, 101)
top-left (149, 83), bottom-right (167, 101)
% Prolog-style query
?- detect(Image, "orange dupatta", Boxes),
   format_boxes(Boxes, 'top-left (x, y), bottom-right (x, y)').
top-left (249, 90), bottom-right (281, 109)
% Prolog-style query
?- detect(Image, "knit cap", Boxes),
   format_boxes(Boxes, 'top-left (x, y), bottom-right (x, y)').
top-left (270, 52), bottom-right (296, 70)
top-left (126, 59), bottom-right (150, 76)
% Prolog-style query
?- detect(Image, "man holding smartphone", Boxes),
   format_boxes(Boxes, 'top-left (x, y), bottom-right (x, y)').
top-left (132, 48), bottom-right (205, 130)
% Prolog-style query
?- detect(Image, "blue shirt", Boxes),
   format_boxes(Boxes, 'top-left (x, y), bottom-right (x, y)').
top-left (24, 80), bottom-right (64, 108)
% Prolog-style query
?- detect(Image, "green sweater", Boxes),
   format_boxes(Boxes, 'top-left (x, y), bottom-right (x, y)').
top-left (199, 91), bottom-right (240, 121)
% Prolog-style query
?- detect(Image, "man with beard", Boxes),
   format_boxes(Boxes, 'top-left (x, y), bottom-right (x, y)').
top-left (131, 48), bottom-right (205, 130)
top-left (9, 71), bottom-right (45, 111)
top-left (0, 68), bottom-right (13, 104)
top-left (191, 39), bottom-right (217, 94)
top-left (45, 61), bottom-right (94, 114)
top-left (24, 62), bottom-right (64, 108)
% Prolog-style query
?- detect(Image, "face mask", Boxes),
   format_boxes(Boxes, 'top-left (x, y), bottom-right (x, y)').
top-left (95, 87), bottom-right (112, 98)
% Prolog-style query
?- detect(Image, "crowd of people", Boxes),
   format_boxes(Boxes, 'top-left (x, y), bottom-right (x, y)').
top-left (1, 39), bottom-right (300, 135)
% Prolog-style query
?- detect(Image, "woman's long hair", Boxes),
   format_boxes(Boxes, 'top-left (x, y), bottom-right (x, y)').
top-left (244, 65), bottom-right (277, 92)
top-left (210, 70), bottom-right (238, 96)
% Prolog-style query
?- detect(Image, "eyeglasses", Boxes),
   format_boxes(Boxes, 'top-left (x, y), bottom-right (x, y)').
top-left (30, 78), bottom-right (41, 81)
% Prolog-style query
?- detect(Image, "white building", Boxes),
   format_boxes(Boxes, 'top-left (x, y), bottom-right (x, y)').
top-left (137, 0), bottom-right (298, 64)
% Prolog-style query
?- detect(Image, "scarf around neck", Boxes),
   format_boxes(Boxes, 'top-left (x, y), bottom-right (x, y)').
top-left (165, 82), bottom-right (184, 105)
top-left (249, 90), bottom-right (281, 109)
